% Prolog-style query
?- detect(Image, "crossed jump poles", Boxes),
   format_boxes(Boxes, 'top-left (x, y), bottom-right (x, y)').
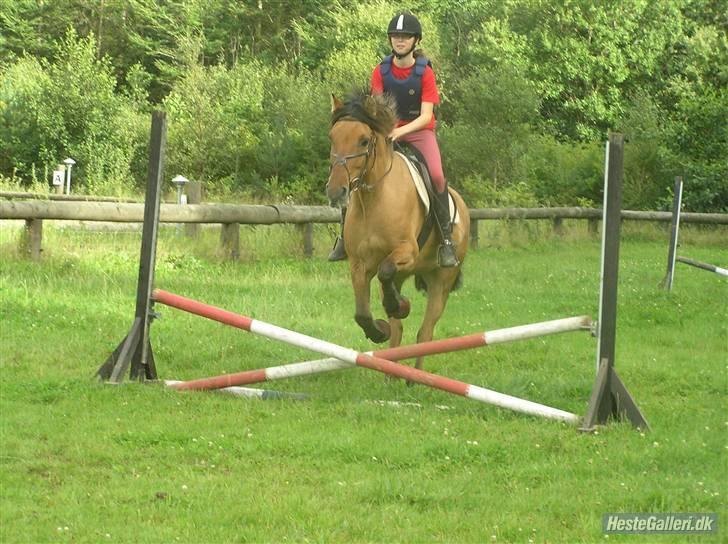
top-left (98, 112), bottom-right (649, 431)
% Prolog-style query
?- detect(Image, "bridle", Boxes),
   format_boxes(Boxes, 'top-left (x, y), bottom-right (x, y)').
top-left (329, 128), bottom-right (378, 193)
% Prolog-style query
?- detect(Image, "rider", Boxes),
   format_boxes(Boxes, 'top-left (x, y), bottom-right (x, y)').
top-left (328, 11), bottom-right (459, 267)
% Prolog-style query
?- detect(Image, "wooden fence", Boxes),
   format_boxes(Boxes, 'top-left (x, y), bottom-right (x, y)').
top-left (1, 198), bottom-right (726, 261)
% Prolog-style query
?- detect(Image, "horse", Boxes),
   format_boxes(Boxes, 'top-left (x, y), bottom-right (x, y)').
top-left (326, 92), bottom-right (469, 371)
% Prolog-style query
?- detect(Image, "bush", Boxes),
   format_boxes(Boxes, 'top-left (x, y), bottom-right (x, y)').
top-left (162, 56), bottom-right (331, 202)
top-left (440, 64), bottom-right (539, 199)
top-left (522, 136), bottom-right (604, 207)
top-left (0, 29), bottom-right (146, 193)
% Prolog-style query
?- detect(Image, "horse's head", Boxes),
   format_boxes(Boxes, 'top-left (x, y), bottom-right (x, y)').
top-left (327, 93), bottom-right (397, 208)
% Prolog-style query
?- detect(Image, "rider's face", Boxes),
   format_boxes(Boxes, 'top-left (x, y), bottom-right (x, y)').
top-left (389, 34), bottom-right (416, 53)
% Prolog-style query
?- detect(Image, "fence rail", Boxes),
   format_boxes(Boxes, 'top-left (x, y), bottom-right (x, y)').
top-left (2, 200), bottom-right (726, 225)
top-left (0, 191), bottom-right (142, 203)
top-left (0, 200), bottom-right (338, 224)
top-left (2, 198), bottom-right (726, 261)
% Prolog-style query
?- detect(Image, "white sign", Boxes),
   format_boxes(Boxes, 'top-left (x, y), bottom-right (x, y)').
top-left (52, 170), bottom-right (65, 186)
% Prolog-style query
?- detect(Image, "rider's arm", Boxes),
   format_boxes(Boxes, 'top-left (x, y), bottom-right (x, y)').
top-left (389, 102), bottom-right (434, 141)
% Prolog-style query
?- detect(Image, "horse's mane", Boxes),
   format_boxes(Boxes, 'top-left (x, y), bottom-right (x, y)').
top-left (331, 92), bottom-right (397, 136)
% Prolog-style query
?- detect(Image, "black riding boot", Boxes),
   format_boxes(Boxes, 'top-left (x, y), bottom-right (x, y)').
top-left (328, 207), bottom-right (348, 261)
top-left (433, 190), bottom-right (459, 267)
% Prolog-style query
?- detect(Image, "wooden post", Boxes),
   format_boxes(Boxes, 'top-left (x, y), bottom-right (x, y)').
top-left (552, 217), bottom-right (564, 236)
top-left (53, 164), bottom-right (65, 195)
top-left (97, 111), bottom-right (166, 383)
top-left (220, 223), bottom-right (240, 261)
top-left (588, 218), bottom-right (599, 237)
top-left (469, 219), bottom-right (479, 250)
top-left (299, 222), bottom-right (314, 257)
top-left (661, 177), bottom-right (683, 290)
top-left (22, 219), bottom-right (43, 261)
top-left (185, 181), bottom-right (202, 238)
top-left (581, 133), bottom-right (649, 432)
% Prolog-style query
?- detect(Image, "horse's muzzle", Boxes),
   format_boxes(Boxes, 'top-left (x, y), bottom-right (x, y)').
top-left (326, 183), bottom-right (349, 208)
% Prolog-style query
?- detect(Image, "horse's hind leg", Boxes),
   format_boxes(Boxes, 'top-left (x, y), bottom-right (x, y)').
top-left (384, 278), bottom-right (406, 349)
top-left (385, 316), bottom-right (404, 383)
top-left (414, 271), bottom-right (458, 371)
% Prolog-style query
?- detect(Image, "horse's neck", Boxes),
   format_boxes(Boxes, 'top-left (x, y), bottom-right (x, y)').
top-left (352, 143), bottom-right (411, 215)
top-left (365, 139), bottom-right (395, 188)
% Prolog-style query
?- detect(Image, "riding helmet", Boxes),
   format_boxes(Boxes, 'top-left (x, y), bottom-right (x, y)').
top-left (387, 13), bottom-right (422, 40)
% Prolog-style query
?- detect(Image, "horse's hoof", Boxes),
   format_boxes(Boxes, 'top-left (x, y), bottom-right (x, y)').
top-left (366, 319), bottom-right (390, 343)
top-left (384, 296), bottom-right (410, 319)
top-left (394, 297), bottom-right (410, 319)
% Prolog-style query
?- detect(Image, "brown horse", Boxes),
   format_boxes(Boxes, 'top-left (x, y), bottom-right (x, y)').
top-left (327, 92), bottom-right (469, 371)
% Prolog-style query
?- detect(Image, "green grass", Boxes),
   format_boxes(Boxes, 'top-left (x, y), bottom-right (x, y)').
top-left (1, 220), bottom-right (726, 543)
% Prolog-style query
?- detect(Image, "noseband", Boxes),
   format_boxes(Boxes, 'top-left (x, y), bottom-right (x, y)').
top-left (329, 127), bottom-right (377, 193)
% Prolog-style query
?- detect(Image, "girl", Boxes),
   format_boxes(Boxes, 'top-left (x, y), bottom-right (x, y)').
top-left (329, 12), bottom-right (459, 267)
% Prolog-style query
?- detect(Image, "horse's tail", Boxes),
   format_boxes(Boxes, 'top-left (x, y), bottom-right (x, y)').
top-left (415, 270), bottom-right (464, 293)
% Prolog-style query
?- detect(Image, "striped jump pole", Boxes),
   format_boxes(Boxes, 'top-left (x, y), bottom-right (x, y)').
top-left (163, 380), bottom-right (307, 400)
top-left (676, 256), bottom-right (728, 277)
top-left (170, 316), bottom-right (592, 390)
top-left (153, 289), bottom-right (581, 424)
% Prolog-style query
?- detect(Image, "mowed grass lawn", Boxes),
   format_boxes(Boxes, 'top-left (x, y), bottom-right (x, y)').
top-left (1, 220), bottom-right (726, 543)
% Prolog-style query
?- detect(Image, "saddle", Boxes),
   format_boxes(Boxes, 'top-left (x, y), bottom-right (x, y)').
top-left (394, 143), bottom-right (457, 250)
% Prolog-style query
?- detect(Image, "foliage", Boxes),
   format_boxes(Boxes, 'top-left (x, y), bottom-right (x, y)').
top-left (0, 29), bottom-right (146, 193)
top-left (520, 135), bottom-right (604, 207)
top-left (163, 57), bottom-right (330, 200)
top-left (0, 0), bottom-right (726, 211)
top-left (440, 64), bottom-right (539, 193)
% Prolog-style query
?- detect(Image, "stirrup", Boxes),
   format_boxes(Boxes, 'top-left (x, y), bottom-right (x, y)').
top-left (328, 236), bottom-right (347, 261)
top-left (438, 241), bottom-right (459, 268)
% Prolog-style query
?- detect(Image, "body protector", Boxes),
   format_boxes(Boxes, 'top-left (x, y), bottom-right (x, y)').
top-left (379, 55), bottom-right (431, 121)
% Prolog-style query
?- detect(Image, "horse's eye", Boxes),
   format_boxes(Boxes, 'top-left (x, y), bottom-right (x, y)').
top-left (360, 137), bottom-right (370, 147)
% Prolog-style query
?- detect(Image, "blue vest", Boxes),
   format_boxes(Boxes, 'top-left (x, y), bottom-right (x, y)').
top-left (379, 55), bottom-right (431, 121)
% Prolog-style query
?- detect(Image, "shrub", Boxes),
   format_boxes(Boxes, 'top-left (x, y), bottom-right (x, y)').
top-left (0, 29), bottom-right (146, 193)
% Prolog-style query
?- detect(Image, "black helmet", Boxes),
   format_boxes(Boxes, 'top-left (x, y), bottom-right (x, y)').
top-left (387, 13), bottom-right (422, 40)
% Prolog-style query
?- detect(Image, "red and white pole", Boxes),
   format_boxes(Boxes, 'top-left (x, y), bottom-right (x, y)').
top-left (153, 289), bottom-right (582, 423)
top-left (170, 315), bottom-right (591, 390)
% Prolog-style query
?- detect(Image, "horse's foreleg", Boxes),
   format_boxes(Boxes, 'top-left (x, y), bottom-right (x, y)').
top-left (351, 263), bottom-right (390, 343)
top-left (377, 248), bottom-right (416, 319)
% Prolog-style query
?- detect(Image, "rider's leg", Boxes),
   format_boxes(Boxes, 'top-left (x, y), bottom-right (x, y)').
top-left (399, 130), bottom-right (459, 267)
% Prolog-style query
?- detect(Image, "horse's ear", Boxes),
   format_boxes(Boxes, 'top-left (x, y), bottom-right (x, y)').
top-left (331, 94), bottom-right (344, 112)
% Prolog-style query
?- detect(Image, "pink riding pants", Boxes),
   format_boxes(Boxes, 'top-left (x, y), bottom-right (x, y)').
top-left (399, 129), bottom-right (447, 193)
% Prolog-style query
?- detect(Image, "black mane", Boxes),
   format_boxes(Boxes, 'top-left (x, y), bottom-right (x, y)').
top-left (331, 92), bottom-right (397, 136)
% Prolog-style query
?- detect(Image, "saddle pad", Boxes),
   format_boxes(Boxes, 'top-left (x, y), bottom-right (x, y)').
top-left (397, 151), bottom-right (458, 223)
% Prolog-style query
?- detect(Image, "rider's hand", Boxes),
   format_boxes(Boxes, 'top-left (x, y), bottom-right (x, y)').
top-left (389, 127), bottom-right (406, 142)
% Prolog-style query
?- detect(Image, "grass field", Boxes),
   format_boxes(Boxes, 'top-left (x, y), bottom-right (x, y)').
top-left (1, 219), bottom-right (726, 543)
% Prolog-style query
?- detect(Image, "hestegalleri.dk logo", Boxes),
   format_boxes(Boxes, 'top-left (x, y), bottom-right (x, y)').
top-left (603, 513), bottom-right (718, 534)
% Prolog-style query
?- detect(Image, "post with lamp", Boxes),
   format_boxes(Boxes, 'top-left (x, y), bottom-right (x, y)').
top-left (172, 175), bottom-right (188, 235)
top-left (63, 158), bottom-right (76, 195)
top-left (172, 175), bottom-right (189, 205)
